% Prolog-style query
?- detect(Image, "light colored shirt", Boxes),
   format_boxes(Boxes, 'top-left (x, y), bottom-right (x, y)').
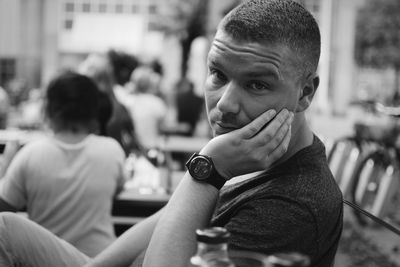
top-left (121, 93), bottom-right (167, 149)
top-left (0, 134), bottom-right (127, 256)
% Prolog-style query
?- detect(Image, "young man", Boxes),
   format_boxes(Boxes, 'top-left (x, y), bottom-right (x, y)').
top-left (0, 0), bottom-right (342, 266)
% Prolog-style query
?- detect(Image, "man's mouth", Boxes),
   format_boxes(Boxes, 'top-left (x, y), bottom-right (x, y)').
top-left (214, 121), bottom-right (238, 134)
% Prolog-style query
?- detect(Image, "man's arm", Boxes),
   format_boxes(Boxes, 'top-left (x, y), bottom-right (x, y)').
top-left (85, 208), bottom-right (164, 267)
top-left (144, 173), bottom-right (219, 267)
top-left (143, 109), bottom-right (293, 267)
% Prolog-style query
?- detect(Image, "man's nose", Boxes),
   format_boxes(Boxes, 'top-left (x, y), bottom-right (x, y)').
top-left (216, 81), bottom-right (240, 114)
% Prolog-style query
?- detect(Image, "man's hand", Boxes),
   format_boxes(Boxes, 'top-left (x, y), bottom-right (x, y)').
top-left (201, 109), bottom-right (293, 179)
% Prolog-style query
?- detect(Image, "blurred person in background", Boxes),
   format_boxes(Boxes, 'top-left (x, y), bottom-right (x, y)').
top-left (17, 88), bottom-right (44, 130)
top-left (0, 86), bottom-right (10, 129)
top-left (78, 53), bottom-right (142, 156)
top-left (175, 77), bottom-right (204, 136)
top-left (123, 66), bottom-right (167, 150)
top-left (0, 72), bottom-right (127, 257)
top-left (107, 49), bottom-right (139, 102)
top-left (5, 78), bottom-right (29, 108)
top-left (148, 59), bottom-right (165, 98)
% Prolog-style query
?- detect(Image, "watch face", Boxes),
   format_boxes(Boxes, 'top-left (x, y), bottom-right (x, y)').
top-left (191, 156), bottom-right (212, 180)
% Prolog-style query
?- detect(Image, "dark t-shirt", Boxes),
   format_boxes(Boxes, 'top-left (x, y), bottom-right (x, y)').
top-left (176, 91), bottom-right (204, 135)
top-left (211, 135), bottom-right (343, 267)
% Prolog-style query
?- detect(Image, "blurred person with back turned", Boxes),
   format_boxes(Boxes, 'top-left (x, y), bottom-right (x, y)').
top-left (78, 53), bottom-right (142, 156)
top-left (175, 77), bottom-right (204, 136)
top-left (0, 72), bottom-right (127, 257)
top-left (0, 1), bottom-right (342, 266)
top-left (0, 86), bottom-right (10, 129)
top-left (123, 66), bottom-right (167, 150)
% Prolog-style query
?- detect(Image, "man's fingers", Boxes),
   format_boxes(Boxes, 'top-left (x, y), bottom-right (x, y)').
top-left (260, 113), bottom-right (292, 151)
top-left (250, 109), bottom-right (292, 143)
top-left (266, 123), bottom-right (292, 164)
top-left (241, 109), bottom-right (277, 139)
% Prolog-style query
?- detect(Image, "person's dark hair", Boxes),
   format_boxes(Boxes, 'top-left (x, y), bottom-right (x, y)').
top-left (220, 0), bottom-right (321, 77)
top-left (45, 71), bottom-right (101, 133)
top-left (107, 50), bottom-right (139, 86)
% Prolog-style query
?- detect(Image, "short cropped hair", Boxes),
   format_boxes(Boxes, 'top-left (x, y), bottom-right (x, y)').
top-left (45, 71), bottom-right (100, 132)
top-left (220, 0), bottom-right (321, 76)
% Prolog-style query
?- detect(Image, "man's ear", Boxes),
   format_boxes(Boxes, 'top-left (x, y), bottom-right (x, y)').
top-left (296, 75), bottom-right (319, 112)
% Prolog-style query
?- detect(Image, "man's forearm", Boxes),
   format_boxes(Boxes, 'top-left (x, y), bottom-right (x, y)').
top-left (85, 209), bottom-right (163, 267)
top-left (143, 172), bottom-right (219, 267)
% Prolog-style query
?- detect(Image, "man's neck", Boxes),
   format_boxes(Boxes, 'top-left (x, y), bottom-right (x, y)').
top-left (273, 113), bottom-right (313, 167)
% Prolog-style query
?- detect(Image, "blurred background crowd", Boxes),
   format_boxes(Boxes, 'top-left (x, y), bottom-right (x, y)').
top-left (0, 0), bottom-right (398, 140)
top-left (0, 0), bottom-right (400, 265)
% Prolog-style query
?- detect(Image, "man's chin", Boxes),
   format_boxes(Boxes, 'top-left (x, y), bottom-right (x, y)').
top-left (213, 128), bottom-right (234, 136)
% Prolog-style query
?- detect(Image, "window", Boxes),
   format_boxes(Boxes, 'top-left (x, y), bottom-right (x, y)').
top-left (0, 59), bottom-right (16, 86)
top-left (82, 2), bottom-right (91, 13)
top-left (99, 3), bottom-right (107, 13)
top-left (65, 2), bottom-right (74, 12)
top-left (131, 4), bottom-right (138, 13)
top-left (64, 19), bottom-right (74, 30)
top-left (149, 4), bottom-right (157, 14)
top-left (115, 3), bottom-right (124, 13)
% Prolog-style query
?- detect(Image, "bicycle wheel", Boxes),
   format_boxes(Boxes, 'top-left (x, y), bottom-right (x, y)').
top-left (349, 148), bottom-right (398, 226)
top-left (327, 137), bottom-right (364, 196)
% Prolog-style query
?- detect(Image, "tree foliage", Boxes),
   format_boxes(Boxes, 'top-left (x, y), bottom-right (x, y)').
top-left (156, 0), bottom-right (209, 77)
top-left (355, 0), bottom-right (400, 69)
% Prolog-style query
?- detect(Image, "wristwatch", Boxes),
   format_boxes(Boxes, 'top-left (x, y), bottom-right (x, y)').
top-left (185, 153), bottom-right (226, 190)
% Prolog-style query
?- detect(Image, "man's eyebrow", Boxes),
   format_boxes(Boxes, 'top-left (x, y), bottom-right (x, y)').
top-left (207, 55), bottom-right (281, 80)
top-left (244, 70), bottom-right (280, 80)
top-left (207, 58), bottom-right (220, 67)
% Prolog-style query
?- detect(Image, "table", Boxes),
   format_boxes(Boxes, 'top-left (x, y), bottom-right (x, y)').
top-left (112, 169), bottom-right (189, 235)
top-left (112, 188), bottom-right (169, 235)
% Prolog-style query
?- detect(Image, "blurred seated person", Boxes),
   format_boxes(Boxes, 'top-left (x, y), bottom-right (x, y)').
top-left (175, 78), bottom-right (204, 136)
top-left (0, 72), bottom-right (127, 257)
top-left (123, 66), bottom-right (167, 150)
top-left (107, 50), bottom-right (139, 102)
top-left (78, 53), bottom-right (142, 156)
top-left (18, 88), bottom-right (45, 130)
top-left (0, 86), bottom-right (10, 129)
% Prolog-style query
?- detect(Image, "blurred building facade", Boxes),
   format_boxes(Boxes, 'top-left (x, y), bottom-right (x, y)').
top-left (0, 0), bottom-right (366, 115)
top-left (0, 0), bottom-right (168, 89)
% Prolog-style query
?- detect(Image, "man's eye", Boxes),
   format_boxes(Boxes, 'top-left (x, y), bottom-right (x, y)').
top-left (209, 68), bottom-right (227, 83)
top-left (248, 81), bottom-right (269, 91)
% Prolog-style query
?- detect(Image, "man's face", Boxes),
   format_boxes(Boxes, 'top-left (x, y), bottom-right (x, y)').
top-left (205, 30), bottom-right (303, 136)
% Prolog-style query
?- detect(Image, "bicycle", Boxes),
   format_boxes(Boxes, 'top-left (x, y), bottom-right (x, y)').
top-left (327, 100), bottom-right (400, 227)
top-left (346, 102), bottom-right (400, 226)
top-left (326, 100), bottom-right (382, 200)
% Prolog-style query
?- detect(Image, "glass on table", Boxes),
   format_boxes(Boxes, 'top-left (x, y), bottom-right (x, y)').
top-left (124, 152), bottom-right (168, 195)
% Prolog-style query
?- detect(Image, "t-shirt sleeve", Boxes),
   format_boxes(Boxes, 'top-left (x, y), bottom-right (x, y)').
top-left (223, 197), bottom-right (318, 259)
top-left (112, 142), bottom-right (128, 195)
top-left (0, 148), bottom-right (28, 210)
